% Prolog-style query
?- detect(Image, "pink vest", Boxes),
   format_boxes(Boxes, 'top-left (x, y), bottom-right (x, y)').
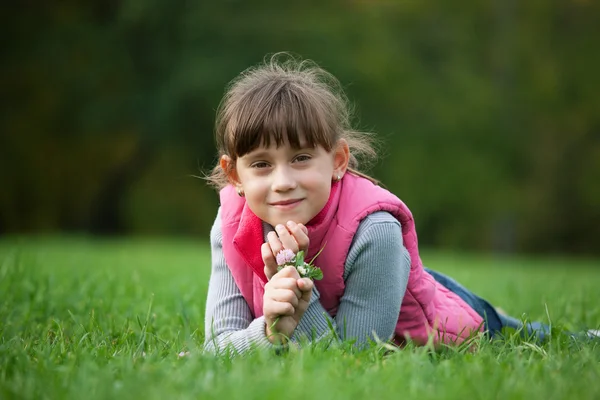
top-left (219, 173), bottom-right (484, 345)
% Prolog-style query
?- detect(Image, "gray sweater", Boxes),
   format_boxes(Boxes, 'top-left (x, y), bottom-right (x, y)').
top-left (204, 209), bottom-right (411, 353)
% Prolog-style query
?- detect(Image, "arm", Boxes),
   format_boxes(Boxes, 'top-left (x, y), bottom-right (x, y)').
top-left (203, 209), bottom-right (274, 354)
top-left (291, 212), bottom-right (410, 347)
top-left (335, 211), bottom-right (409, 344)
top-left (204, 210), bottom-right (409, 352)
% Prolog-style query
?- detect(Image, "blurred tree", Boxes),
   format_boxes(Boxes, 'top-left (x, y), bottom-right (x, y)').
top-left (1, 1), bottom-right (599, 254)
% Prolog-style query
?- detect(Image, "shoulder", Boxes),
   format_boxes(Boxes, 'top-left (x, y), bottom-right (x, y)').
top-left (355, 211), bottom-right (402, 239)
top-left (337, 175), bottom-right (407, 228)
top-left (210, 207), bottom-right (223, 246)
top-left (342, 174), bottom-right (398, 200)
top-left (219, 185), bottom-right (245, 223)
top-left (348, 211), bottom-right (403, 259)
top-left (344, 211), bottom-right (409, 278)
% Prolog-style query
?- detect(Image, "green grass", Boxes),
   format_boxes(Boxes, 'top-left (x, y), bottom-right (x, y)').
top-left (1, 237), bottom-right (599, 399)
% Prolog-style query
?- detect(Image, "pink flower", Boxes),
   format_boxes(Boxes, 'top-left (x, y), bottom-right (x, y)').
top-left (276, 249), bottom-right (295, 266)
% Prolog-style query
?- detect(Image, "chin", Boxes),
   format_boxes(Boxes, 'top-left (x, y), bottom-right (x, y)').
top-left (267, 215), bottom-right (309, 227)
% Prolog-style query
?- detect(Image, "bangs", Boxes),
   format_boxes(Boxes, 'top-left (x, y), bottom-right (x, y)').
top-left (225, 81), bottom-right (338, 158)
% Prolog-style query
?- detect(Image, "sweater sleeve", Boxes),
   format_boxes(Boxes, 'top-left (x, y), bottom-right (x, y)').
top-left (203, 209), bottom-right (275, 354)
top-left (290, 211), bottom-right (410, 347)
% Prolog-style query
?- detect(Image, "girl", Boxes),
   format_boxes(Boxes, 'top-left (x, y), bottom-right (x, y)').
top-left (203, 54), bottom-right (588, 353)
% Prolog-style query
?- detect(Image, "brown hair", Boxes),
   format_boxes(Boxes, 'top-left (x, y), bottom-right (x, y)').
top-left (206, 53), bottom-right (379, 190)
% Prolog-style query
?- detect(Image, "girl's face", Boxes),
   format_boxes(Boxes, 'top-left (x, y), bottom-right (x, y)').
top-left (222, 139), bottom-right (349, 227)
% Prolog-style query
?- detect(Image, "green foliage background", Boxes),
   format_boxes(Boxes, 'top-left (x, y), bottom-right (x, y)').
top-left (2, 2), bottom-right (599, 254)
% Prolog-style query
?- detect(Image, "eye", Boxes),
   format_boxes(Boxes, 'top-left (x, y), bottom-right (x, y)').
top-left (293, 154), bottom-right (312, 163)
top-left (250, 161), bottom-right (270, 169)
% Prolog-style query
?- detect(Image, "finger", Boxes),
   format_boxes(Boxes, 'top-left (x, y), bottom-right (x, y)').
top-left (298, 223), bottom-right (308, 235)
top-left (265, 301), bottom-right (295, 317)
top-left (292, 279), bottom-right (313, 321)
top-left (285, 221), bottom-right (309, 253)
top-left (276, 266), bottom-right (301, 281)
top-left (266, 274), bottom-right (302, 298)
top-left (297, 278), bottom-right (314, 294)
top-left (275, 224), bottom-right (299, 253)
top-left (297, 279), bottom-right (313, 307)
top-left (267, 231), bottom-right (283, 257)
top-left (262, 242), bottom-right (278, 280)
top-left (267, 289), bottom-right (299, 308)
top-left (268, 275), bottom-right (302, 296)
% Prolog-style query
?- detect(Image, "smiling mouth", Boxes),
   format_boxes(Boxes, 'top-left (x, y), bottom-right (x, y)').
top-left (270, 199), bottom-right (303, 207)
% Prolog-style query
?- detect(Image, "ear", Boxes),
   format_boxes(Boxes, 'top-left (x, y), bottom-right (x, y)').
top-left (332, 139), bottom-right (350, 178)
top-left (220, 155), bottom-right (240, 185)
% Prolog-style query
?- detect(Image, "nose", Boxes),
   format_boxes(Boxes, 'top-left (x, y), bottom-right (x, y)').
top-left (271, 166), bottom-right (297, 192)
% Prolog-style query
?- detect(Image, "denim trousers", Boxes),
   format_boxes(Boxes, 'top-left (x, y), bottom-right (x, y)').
top-left (424, 268), bottom-right (551, 342)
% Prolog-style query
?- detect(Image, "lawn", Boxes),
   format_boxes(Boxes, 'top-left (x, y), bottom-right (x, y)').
top-left (0, 237), bottom-right (599, 399)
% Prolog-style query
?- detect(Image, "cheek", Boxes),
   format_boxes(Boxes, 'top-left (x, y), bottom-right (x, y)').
top-left (242, 178), bottom-right (268, 198)
top-left (310, 171), bottom-right (333, 190)
top-left (310, 177), bottom-right (332, 201)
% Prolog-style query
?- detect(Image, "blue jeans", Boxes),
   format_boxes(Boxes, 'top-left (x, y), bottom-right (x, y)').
top-left (425, 268), bottom-right (551, 342)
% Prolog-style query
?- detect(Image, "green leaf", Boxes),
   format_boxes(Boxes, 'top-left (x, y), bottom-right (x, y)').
top-left (311, 268), bottom-right (323, 281)
top-left (295, 250), bottom-right (305, 267)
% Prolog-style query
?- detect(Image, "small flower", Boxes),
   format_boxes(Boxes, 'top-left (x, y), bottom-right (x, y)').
top-left (178, 351), bottom-right (190, 358)
top-left (297, 265), bottom-right (308, 276)
top-left (275, 247), bottom-right (325, 281)
top-left (276, 249), bottom-right (296, 266)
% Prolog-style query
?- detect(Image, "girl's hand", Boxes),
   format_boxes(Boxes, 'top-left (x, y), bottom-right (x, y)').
top-left (263, 266), bottom-right (313, 344)
top-left (262, 221), bottom-right (309, 280)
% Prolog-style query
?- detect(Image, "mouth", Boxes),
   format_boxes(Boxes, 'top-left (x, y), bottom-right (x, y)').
top-left (269, 199), bottom-right (303, 207)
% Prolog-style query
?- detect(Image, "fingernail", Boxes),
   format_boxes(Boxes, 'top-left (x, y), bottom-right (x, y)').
top-left (286, 221), bottom-right (295, 227)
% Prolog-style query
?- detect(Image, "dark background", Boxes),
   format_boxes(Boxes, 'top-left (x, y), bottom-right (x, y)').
top-left (2, 1), bottom-right (599, 254)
